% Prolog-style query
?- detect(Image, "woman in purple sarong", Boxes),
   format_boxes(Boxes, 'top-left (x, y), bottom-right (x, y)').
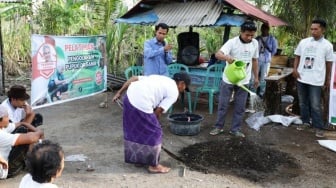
top-left (112, 73), bottom-right (190, 174)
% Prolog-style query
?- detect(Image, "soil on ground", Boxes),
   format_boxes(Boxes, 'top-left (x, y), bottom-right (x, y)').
top-left (179, 139), bottom-right (301, 182)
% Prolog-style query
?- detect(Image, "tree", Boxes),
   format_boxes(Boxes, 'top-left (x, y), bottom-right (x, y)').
top-left (272, 0), bottom-right (336, 42)
top-left (33, 0), bottom-right (87, 35)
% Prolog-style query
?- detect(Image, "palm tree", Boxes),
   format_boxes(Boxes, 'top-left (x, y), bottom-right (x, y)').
top-left (273, 0), bottom-right (336, 41)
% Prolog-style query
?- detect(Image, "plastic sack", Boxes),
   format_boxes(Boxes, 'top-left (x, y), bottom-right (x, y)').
top-left (318, 140), bottom-right (336, 152)
top-left (245, 111), bottom-right (271, 131)
top-left (266, 115), bottom-right (302, 127)
top-left (246, 112), bottom-right (302, 131)
top-left (281, 95), bottom-right (294, 103)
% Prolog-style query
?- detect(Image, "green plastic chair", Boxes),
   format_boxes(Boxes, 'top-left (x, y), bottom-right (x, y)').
top-left (193, 63), bottom-right (225, 114)
top-left (124, 66), bottom-right (143, 79)
top-left (168, 63), bottom-right (192, 113)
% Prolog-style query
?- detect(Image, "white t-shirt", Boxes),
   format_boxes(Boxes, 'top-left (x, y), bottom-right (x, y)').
top-left (127, 75), bottom-right (179, 113)
top-left (0, 123), bottom-right (19, 160)
top-left (1, 99), bottom-right (26, 123)
top-left (0, 123), bottom-right (19, 179)
top-left (294, 37), bottom-right (334, 86)
top-left (219, 36), bottom-right (259, 85)
top-left (19, 174), bottom-right (58, 188)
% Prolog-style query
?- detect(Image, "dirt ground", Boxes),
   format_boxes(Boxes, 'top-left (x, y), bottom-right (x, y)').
top-left (1, 80), bottom-right (336, 188)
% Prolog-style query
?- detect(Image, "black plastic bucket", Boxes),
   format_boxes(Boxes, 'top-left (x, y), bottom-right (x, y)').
top-left (167, 113), bottom-right (204, 136)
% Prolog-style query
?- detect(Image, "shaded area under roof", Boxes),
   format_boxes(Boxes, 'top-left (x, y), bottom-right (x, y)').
top-left (116, 0), bottom-right (287, 27)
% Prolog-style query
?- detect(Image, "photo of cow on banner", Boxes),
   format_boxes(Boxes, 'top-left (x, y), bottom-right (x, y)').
top-left (31, 35), bottom-right (107, 109)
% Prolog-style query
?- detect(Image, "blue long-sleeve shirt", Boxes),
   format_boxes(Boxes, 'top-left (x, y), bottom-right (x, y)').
top-left (257, 35), bottom-right (278, 64)
top-left (143, 38), bottom-right (173, 76)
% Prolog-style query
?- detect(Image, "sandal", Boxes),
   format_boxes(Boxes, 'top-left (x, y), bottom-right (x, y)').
top-left (323, 124), bottom-right (336, 131)
top-left (148, 164), bottom-right (170, 174)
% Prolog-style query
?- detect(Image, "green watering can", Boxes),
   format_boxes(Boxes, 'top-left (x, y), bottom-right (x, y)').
top-left (225, 60), bottom-right (256, 96)
top-left (225, 60), bottom-right (246, 84)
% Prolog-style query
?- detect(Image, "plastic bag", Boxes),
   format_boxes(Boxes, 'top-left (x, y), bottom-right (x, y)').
top-left (245, 111), bottom-right (271, 131)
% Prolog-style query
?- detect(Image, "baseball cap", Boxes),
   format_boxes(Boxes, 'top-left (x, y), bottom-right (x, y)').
top-left (0, 105), bottom-right (8, 119)
top-left (173, 72), bottom-right (191, 92)
top-left (7, 85), bottom-right (30, 100)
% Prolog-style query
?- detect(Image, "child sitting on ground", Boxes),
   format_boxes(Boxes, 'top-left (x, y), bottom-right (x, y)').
top-left (19, 139), bottom-right (64, 188)
top-left (0, 105), bottom-right (44, 178)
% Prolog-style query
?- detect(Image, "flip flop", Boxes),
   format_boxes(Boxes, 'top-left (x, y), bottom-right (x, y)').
top-left (148, 165), bottom-right (170, 174)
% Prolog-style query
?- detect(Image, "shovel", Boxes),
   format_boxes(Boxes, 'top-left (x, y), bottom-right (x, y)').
top-left (115, 98), bottom-right (123, 109)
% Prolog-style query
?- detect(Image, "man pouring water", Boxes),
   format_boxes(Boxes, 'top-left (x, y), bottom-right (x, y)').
top-left (209, 20), bottom-right (259, 138)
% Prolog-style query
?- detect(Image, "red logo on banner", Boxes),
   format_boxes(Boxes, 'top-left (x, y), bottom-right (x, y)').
top-left (36, 43), bottom-right (57, 79)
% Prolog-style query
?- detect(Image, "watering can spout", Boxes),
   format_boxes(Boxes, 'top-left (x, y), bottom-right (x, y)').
top-left (225, 60), bottom-right (247, 84)
top-left (237, 84), bottom-right (257, 96)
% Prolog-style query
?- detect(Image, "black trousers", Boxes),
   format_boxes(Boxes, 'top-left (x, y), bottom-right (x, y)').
top-left (7, 113), bottom-right (43, 178)
top-left (7, 126), bottom-right (29, 178)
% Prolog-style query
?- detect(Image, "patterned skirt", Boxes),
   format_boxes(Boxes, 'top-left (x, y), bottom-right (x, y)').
top-left (122, 95), bottom-right (162, 166)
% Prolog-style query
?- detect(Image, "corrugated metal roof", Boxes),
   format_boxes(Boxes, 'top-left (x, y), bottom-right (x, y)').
top-left (224, 0), bottom-right (287, 26)
top-left (119, 0), bottom-right (287, 27)
top-left (154, 1), bottom-right (223, 27)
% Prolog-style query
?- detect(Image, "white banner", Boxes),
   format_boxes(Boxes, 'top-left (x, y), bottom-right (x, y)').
top-left (31, 35), bottom-right (107, 109)
top-left (329, 54), bottom-right (336, 125)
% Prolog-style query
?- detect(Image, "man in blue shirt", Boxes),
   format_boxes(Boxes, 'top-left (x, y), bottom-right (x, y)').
top-left (254, 23), bottom-right (278, 98)
top-left (143, 23), bottom-right (173, 76)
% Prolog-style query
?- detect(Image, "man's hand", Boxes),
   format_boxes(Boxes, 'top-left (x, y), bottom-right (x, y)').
top-left (0, 156), bottom-right (8, 169)
top-left (324, 79), bottom-right (330, 90)
top-left (164, 44), bottom-right (173, 52)
top-left (154, 107), bottom-right (164, 119)
top-left (63, 79), bottom-right (70, 85)
top-left (112, 93), bottom-right (121, 102)
top-left (225, 55), bottom-right (235, 64)
top-left (253, 78), bottom-right (260, 89)
top-left (292, 69), bottom-right (301, 79)
top-left (23, 103), bottom-right (33, 115)
top-left (37, 129), bottom-right (45, 139)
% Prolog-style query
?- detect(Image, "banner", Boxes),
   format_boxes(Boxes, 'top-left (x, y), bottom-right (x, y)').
top-left (329, 54), bottom-right (336, 125)
top-left (31, 35), bottom-right (107, 109)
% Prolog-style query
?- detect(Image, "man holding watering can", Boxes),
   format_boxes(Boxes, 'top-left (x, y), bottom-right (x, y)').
top-left (210, 20), bottom-right (259, 138)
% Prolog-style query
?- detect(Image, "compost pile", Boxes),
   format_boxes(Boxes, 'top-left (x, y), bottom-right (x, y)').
top-left (179, 138), bottom-right (301, 182)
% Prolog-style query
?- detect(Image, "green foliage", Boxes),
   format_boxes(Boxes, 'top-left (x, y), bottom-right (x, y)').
top-left (33, 0), bottom-right (87, 35)
top-left (0, 1), bottom-right (32, 75)
top-left (200, 27), bottom-right (224, 58)
top-left (272, 0), bottom-right (336, 56)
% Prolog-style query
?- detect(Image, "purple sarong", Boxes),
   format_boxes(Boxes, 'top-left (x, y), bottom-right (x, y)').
top-left (122, 95), bottom-right (162, 166)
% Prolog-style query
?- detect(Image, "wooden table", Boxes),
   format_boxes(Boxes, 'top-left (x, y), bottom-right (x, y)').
top-left (264, 67), bottom-right (293, 115)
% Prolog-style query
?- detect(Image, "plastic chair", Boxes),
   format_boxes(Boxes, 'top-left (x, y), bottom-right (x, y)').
top-left (193, 63), bottom-right (225, 114)
top-left (124, 66), bottom-right (143, 79)
top-left (167, 63), bottom-right (192, 113)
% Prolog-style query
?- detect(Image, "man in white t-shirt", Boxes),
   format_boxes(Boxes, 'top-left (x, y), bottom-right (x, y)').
top-left (293, 19), bottom-right (334, 138)
top-left (0, 105), bottom-right (44, 179)
top-left (1, 85), bottom-right (43, 127)
top-left (210, 20), bottom-right (259, 138)
top-left (112, 73), bottom-right (190, 174)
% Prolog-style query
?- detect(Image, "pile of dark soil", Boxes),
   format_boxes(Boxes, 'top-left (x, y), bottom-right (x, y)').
top-left (179, 138), bottom-right (301, 182)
